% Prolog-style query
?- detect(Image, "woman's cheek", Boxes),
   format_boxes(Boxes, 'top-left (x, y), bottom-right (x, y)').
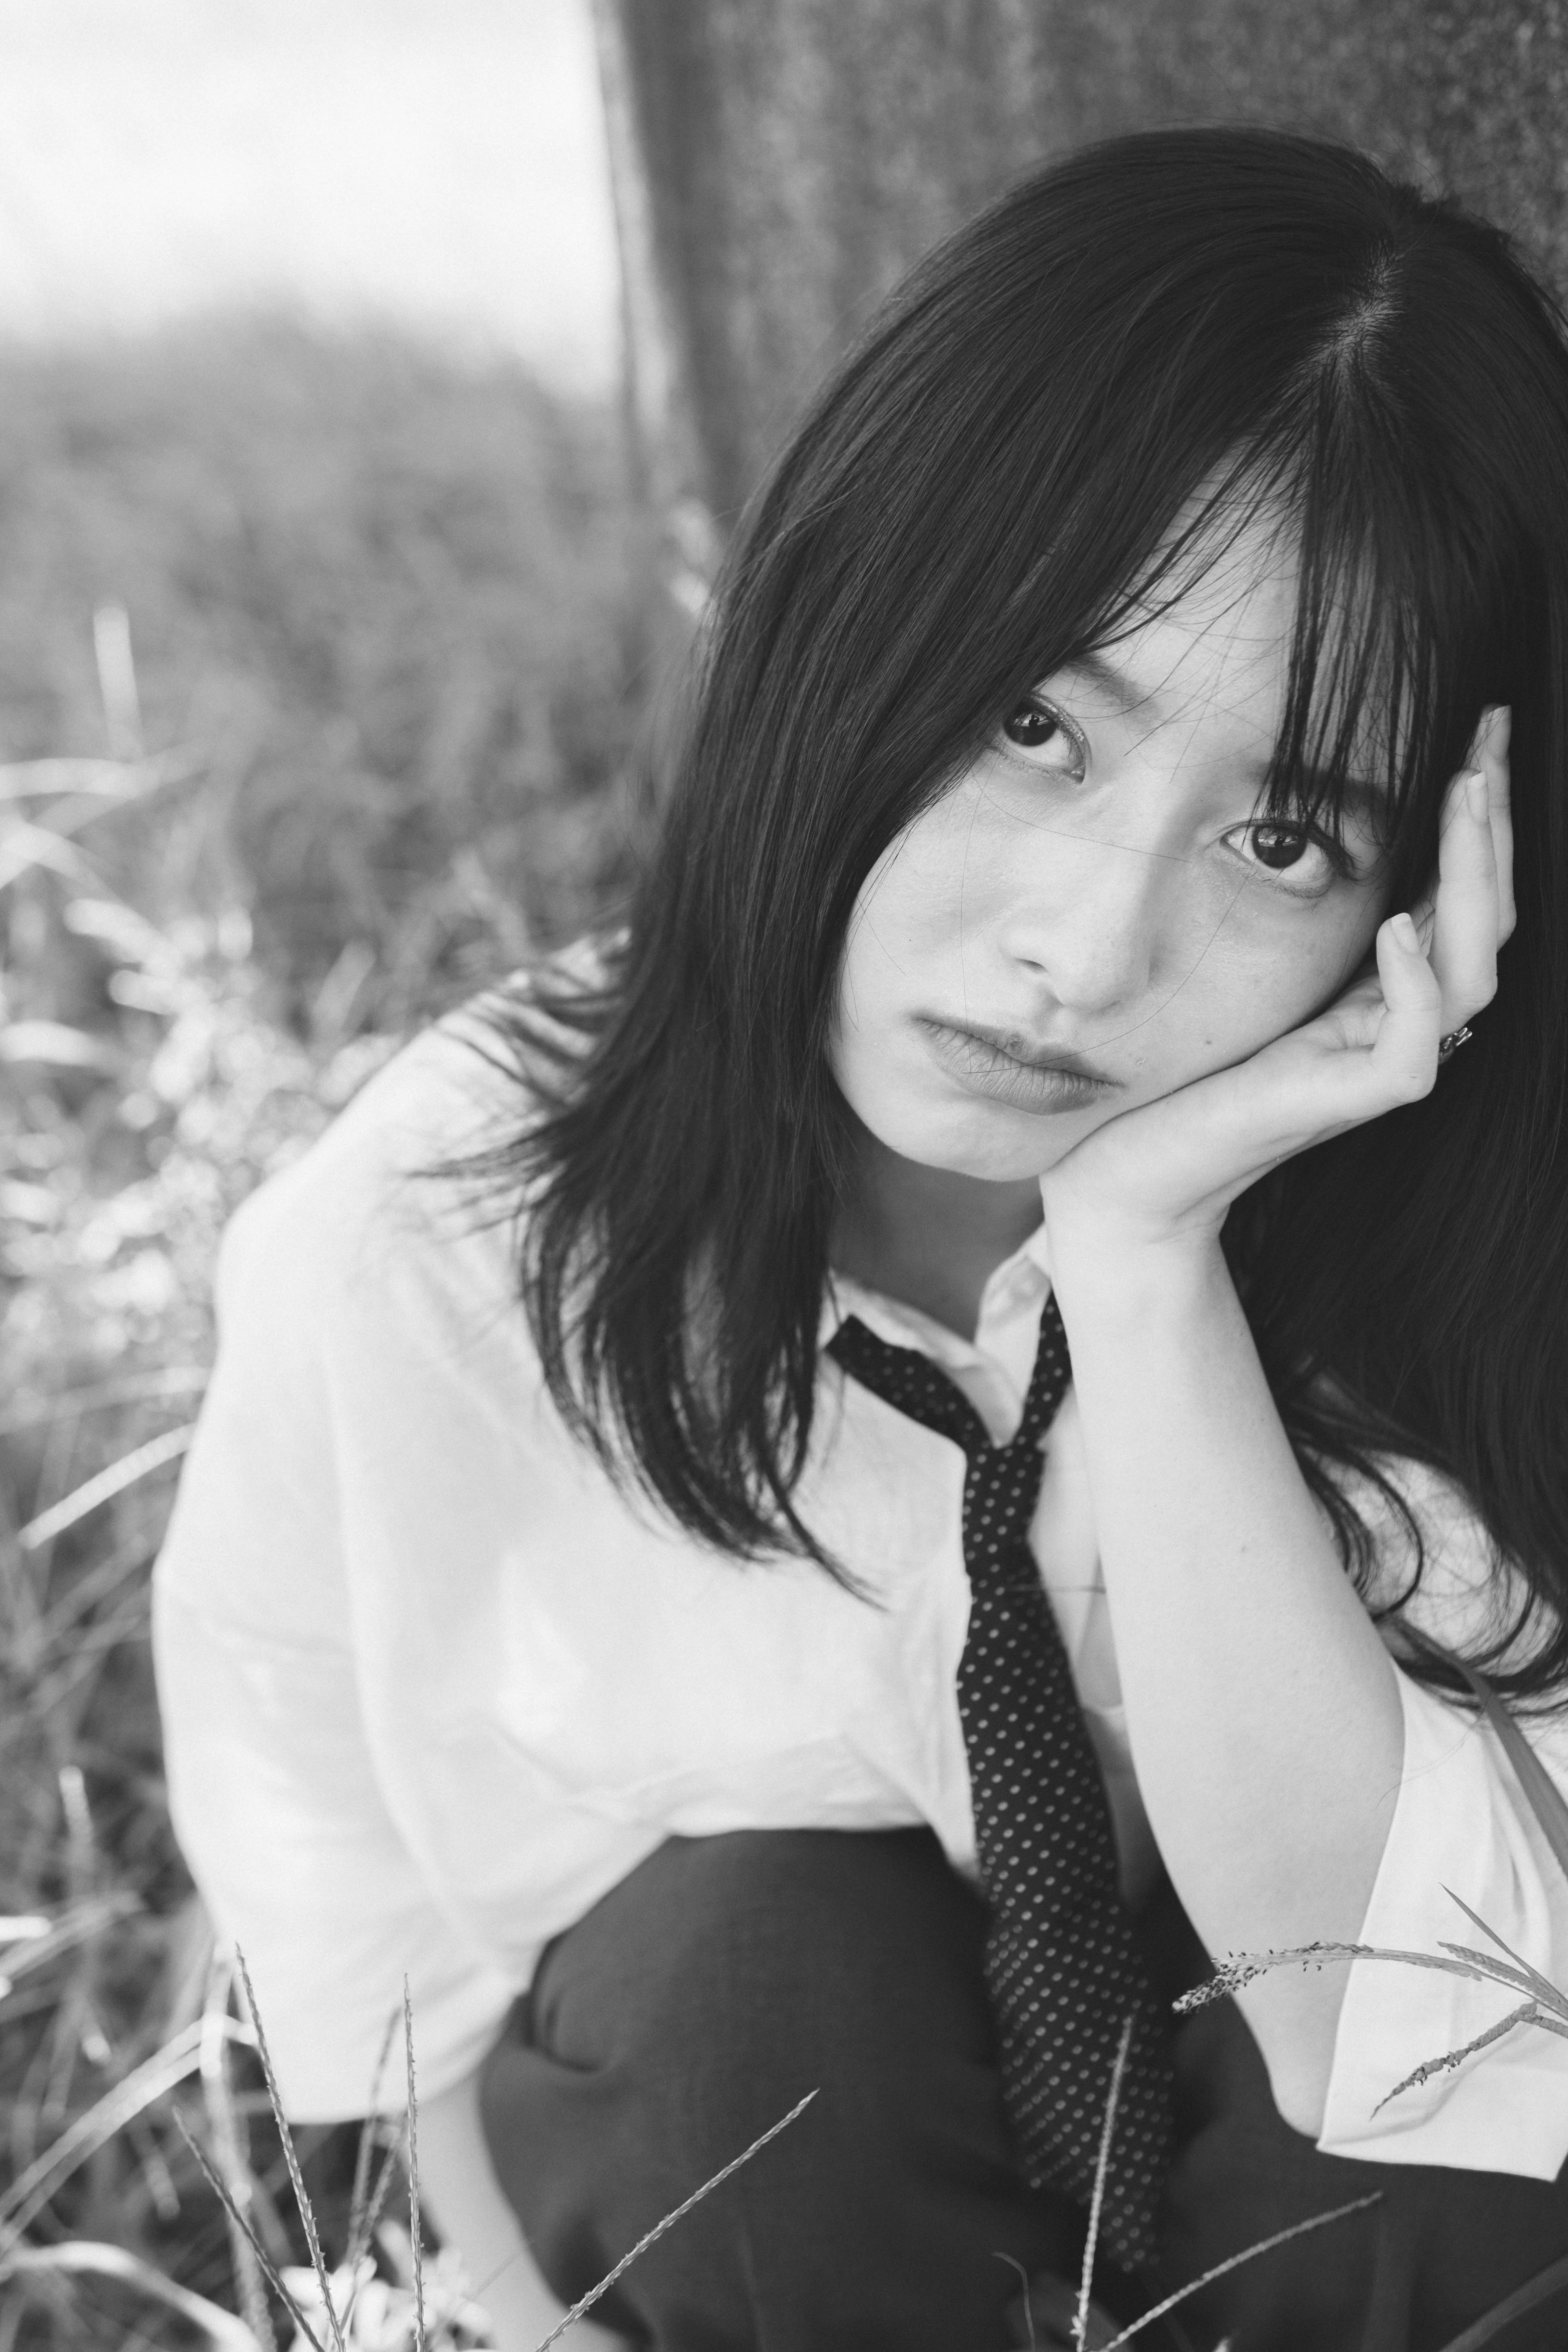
top-left (846, 832), bottom-right (954, 961)
top-left (1230, 896), bottom-right (1379, 1046)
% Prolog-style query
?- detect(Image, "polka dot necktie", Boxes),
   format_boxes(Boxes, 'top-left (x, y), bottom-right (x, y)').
top-left (828, 1294), bottom-right (1175, 2274)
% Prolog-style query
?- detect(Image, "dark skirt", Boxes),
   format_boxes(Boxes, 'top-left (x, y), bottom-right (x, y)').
top-left (479, 1826), bottom-right (1568, 2352)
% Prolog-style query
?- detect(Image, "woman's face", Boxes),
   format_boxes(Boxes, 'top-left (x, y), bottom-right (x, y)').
top-left (831, 512), bottom-right (1398, 1183)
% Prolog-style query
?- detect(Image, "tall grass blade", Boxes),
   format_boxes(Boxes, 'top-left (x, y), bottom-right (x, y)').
top-left (339, 2128), bottom-right (407, 2347)
top-left (1173, 1941), bottom-right (1499, 2009)
top-left (1440, 1889), bottom-right (1568, 2016)
top-left (1076, 2011), bottom-right (1136, 2351)
top-left (1176, 1898), bottom-right (1568, 2116)
top-left (93, 603), bottom-right (143, 762)
top-left (1431, 1946), bottom-right (1551, 2002)
top-left (344, 2008), bottom-right (400, 2281)
top-left (403, 1979), bottom-right (425, 2352)
top-left (1094, 2194), bottom-right (1382, 2350)
top-left (0, 2018), bottom-right (216, 2241)
top-left (16, 1423), bottom-right (196, 1553)
top-left (342, 2013), bottom-right (410, 2321)
top-left (0, 1893), bottom-right (139, 1997)
top-left (1436, 2251), bottom-right (1568, 2351)
top-left (362, 2135), bottom-right (405, 2269)
top-left (527, 2089), bottom-right (819, 2352)
top-left (172, 2109), bottom-right (327, 2352)
top-left (993, 2252), bottom-right (1036, 2352)
top-left (201, 1947), bottom-right (278, 2352)
top-left (3, 2238), bottom-right (258, 2352)
top-left (0, 753), bottom-right (163, 800)
top-left (1370, 2002), bottom-right (1544, 2114)
top-left (57, 1767), bottom-right (96, 1901)
top-left (232, 1947), bottom-right (345, 2352)
top-left (0, 818), bottom-right (103, 891)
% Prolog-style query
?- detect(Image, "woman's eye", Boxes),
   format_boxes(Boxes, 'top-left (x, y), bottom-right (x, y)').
top-left (999, 697), bottom-right (1086, 775)
top-left (1226, 819), bottom-right (1345, 892)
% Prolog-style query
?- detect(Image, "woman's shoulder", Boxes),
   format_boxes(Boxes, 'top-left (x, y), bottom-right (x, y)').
top-left (219, 1002), bottom-right (506, 1289)
top-left (216, 941), bottom-right (614, 1334)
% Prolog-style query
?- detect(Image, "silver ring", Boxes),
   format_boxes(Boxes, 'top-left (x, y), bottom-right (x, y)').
top-left (1437, 1024), bottom-right (1474, 1066)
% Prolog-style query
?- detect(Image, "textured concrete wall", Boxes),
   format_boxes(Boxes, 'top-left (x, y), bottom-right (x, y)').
top-left (592, 0), bottom-right (1568, 568)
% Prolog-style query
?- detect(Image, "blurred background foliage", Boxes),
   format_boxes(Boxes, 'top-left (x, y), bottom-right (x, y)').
top-left (0, 313), bottom-right (645, 1028)
top-left (0, 316), bottom-right (646, 2348)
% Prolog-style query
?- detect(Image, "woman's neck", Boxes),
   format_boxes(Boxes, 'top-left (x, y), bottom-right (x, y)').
top-left (829, 1125), bottom-right (1045, 1344)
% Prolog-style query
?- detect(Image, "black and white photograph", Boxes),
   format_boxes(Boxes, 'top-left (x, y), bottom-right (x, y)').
top-left (3, 6), bottom-right (1568, 2350)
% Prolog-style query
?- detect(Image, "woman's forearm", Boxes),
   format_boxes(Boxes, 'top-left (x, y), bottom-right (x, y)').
top-left (418, 2063), bottom-right (630, 2352)
top-left (1049, 1229), bottom-right (1405, 2135)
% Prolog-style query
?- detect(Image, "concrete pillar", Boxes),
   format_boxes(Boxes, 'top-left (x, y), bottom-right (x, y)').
top-left (592, 0), bottom-right (1568, 599)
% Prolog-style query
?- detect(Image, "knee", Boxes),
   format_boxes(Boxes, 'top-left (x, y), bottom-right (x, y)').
top-left (535, 1827), bottom-right (993, 2094)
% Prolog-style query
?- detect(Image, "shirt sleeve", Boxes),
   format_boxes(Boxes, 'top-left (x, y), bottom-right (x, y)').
top-left (1316, 1459), bottom-right (1568, 2176)
top-left (151, 1041), bottom-right (521, 2124)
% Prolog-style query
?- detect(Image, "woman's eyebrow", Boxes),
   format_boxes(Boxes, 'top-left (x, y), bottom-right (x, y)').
top-left (1241, 763), bottom-right (1392, 840)
top-left (1057, 651), bottom-right (1156, 713)
top-left (1056, 657), bottom-right (1392, 821)
top-left (1323, 775), bottom-right (1388, 820)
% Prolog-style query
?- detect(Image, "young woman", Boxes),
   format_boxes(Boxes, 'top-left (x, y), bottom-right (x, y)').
top-left (154, 127), bottom-right (1568, 2352)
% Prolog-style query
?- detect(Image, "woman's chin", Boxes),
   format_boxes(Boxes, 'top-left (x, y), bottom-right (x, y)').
top-left (859, 1094), bottom-right (1114, 1184)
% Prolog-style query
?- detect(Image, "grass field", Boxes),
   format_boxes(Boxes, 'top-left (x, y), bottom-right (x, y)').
top-left (0, 314), bottom-right (645, 2349)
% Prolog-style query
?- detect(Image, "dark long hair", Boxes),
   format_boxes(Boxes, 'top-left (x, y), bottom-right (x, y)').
top-left (444, 127), bottom-right (1568, 1702)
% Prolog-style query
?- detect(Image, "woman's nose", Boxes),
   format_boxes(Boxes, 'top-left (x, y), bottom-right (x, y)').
top-left (999, 823), bottom-right (1178, 1014)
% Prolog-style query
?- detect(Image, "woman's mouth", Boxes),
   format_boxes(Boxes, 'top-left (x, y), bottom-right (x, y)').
top-left (916, 1018), bottom-right (1122, 1114)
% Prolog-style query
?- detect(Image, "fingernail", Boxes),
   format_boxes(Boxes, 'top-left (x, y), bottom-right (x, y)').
top-left (1391, 911), bottom-right (1420, 949)
top-left (1465, 770), bottom-right (1488, 819)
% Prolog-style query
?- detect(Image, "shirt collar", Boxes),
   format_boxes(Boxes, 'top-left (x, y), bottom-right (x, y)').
top-left (821, 1185), bottom-right (1053, 1363)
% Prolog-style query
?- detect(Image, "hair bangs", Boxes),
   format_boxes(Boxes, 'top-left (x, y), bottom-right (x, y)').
top-left (1074, 386), bottom-right (1517, 898)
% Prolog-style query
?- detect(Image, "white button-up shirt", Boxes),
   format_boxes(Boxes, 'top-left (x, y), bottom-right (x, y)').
top-left (151, 1005), bottom-right (1568, 2178)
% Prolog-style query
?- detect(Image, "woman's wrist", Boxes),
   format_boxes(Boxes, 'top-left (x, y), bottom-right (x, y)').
top-left (1041, 1198), bottom-right (1229, 1329)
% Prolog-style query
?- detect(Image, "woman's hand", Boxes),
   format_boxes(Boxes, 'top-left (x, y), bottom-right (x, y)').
top-left (1040, 706), bottom-right (1515, 1261)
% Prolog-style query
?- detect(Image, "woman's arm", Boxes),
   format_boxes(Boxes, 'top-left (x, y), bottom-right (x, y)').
top-left (1046, 1227), bottom-right (1403, 2133)
top-left (1039, 732), bottom-right (1514, 2133)
top-left (419, 2067), bottom-right (631, 2352)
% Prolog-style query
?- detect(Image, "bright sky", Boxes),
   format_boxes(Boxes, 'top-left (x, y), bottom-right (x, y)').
top-left (0, 0), bottom-right (621, 388)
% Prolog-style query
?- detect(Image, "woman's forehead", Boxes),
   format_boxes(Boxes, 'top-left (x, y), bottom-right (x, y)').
top-left (1120, 493), bottom-right (1297, 652)
top-left (1090, 554), bottom-right (1302, 748)
top-left (1100, 501), bottom-right (1400, 779)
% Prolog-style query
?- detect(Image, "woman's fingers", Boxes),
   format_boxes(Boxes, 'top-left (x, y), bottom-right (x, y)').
top-left (1368, 911), bottom-right (1443, 1099)
top-left (1226, 913), bottom-right (1434, 1167)
top-left (1425, 756), bottom-right (1503, 1031)
top-left (1404, 704), bottom-right (1514, 978)
top-left (1478, 702), bottom-right (1517, 941)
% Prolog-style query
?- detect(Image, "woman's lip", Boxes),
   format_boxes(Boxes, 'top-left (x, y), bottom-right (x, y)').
top-left (918, 1018), bottom-right (1122, 1112)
